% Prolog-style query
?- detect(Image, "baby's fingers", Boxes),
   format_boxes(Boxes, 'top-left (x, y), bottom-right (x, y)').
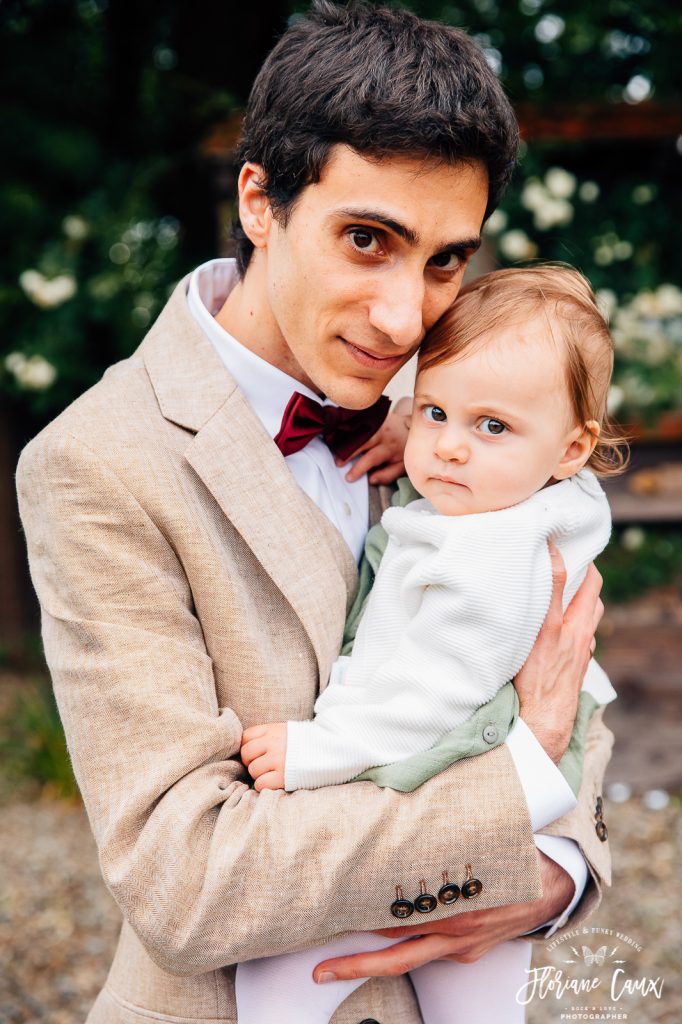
top-left (241, 724), bottom-right (268, 744)
top-left (245, 750), bottom-right (279, 779)
top-left (240, 734), bottom-right (269, 766)
top-left (254, 770), bottom-right (285, 792)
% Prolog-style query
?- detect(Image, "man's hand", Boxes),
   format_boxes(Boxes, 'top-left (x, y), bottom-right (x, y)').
top-left (313, 852), bottom-right (573, 982)
top-left (240, 723), bottom-right (288, 791)
top-left (337, 398), bottom-right (412, 485)
top-left (514, 544), bottom-right (604, 763)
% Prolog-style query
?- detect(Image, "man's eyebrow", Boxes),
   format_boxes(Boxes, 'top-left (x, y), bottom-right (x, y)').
top-left (336, 207), bottom-right (420, 245)
top-left (335, 207), bottom-right (482, 255)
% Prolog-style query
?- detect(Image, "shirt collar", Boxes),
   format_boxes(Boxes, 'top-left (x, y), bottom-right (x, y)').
top-left (187, 258), bottom-right (332, 438)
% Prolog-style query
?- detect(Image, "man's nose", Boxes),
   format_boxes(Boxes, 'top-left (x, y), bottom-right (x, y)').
top-left (368, 270), bottom-right (425, 350)
top-left (435, 426), bottom-right (470, 463)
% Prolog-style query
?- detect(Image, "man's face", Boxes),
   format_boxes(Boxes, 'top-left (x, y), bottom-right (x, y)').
top-left (255, 146), bottom-right (488, 408)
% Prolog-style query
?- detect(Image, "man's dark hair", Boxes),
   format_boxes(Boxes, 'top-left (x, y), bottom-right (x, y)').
top-left (234, 0), bottom-right (519, 276)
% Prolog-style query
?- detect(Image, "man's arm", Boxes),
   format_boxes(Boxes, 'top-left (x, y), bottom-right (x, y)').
top-left (311, 550), bottom-right (611, 981)
top-left (17, 429), bottom-right (545, 975)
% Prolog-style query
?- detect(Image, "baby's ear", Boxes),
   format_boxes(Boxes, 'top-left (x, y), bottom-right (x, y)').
top-left (553, 421), bottom-right (600, 480)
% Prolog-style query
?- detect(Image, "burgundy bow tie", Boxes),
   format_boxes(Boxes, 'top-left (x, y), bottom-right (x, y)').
top-left (274, 391), bottom-right (391, 461)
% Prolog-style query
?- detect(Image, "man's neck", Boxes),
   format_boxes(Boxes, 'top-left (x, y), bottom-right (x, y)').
top-left (214, 258), bottom-right (321, 395)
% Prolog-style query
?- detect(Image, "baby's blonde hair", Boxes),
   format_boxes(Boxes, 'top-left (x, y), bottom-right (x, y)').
top-left (418, 264), bottom-right (629, 476)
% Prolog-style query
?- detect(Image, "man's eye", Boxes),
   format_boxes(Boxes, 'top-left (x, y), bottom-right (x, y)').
top-left (349, 229), bottom-right (380, 253)
top-left (424, 405), bottom-right (447, 423)
top-left (479, 417), bottom-right (507, 435)
top-left (429, 251), bottom-right (460, 271)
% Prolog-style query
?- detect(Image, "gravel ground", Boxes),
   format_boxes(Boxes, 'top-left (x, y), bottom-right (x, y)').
top-left (0, 795), bottom-right (679, 1024)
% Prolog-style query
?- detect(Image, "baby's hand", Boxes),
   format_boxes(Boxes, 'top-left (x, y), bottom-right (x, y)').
top-left (337, 397), bottom-right (413, 485)
top-left (240, 723), bottom-right (287, 791)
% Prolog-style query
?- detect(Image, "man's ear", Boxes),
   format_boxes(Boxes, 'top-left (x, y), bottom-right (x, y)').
top-left (553, 420), bottom-right (600, 480)
top-left (236, 163), bottom-right (273, 250)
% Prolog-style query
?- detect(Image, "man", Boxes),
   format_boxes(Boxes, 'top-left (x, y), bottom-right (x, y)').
top-left (17, 4), bottom-right (612, 1022)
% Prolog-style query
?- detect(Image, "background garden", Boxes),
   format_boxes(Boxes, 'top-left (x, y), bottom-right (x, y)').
top-left (0, 2), bottom-right (680, 1021)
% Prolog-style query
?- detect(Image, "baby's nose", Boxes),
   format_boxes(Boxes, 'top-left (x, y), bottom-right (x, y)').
top-left (435, 431), bottom-right (470, 463)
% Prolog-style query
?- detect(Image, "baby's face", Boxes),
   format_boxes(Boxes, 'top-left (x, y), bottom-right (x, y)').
top-left (405, 315), bottom-right (588, 516)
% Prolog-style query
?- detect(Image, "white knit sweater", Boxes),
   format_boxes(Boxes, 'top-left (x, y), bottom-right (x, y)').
top-left (285, 470), bottom-right (615, 791)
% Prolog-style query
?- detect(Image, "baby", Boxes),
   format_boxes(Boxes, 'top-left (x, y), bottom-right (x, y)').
top-left (237, 265), bottom-right (626, 1024)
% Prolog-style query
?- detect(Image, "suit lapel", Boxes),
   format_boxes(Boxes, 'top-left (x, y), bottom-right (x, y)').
top-left (142, 277), bottom-right (357, 684)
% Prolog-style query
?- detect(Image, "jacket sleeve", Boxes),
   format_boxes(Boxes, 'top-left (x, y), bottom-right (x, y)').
top-left (16, 429), bottom-right (546, 975)
top-left (532, 705), bottom-right (614, 938)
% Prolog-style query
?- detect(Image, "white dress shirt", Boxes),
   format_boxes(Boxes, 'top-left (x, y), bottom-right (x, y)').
top-left (186, 258), bottom-right (588, 931)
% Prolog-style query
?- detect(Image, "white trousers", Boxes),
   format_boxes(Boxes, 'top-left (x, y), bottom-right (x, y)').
top-left (235, 932), bottom-right (532, 1023)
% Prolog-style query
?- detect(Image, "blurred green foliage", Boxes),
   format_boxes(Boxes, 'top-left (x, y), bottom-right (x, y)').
top-left (0, 0), bottom-right (242, 416)
top-left (2, 0), bottom-right (680, 422)
top-left (0, 681), bottom-right (78, 800)
top-left (598, 526), bottom-right (682, 604)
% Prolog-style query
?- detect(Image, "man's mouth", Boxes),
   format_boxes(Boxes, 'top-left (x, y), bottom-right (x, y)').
top-left (340, 337), bottom-right (407, 371)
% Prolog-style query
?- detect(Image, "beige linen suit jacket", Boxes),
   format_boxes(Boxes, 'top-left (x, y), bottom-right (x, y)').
top-left (17, 278), bottom-right (613, 1024)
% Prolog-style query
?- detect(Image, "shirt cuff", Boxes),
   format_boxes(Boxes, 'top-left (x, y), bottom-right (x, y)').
top-left (532, 834), bottom-right (590, 936)
top-left (506, 717), bottom-right (577, 831)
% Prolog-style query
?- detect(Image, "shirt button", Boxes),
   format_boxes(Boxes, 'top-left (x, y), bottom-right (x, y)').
top-left (342, 501), bottom-right (352, 516)
top-left (482, 724), bottom-right (498, 744)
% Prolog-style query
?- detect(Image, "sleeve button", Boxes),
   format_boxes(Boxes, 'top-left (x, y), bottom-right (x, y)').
top-left (438, 882), bottom-right (460, 905)
top-left (390, 886), bottom-right (414, 919)
top-left (482, 724), bottom-right (498, 744)
top-left (415, 892), bottom-right (437, 913)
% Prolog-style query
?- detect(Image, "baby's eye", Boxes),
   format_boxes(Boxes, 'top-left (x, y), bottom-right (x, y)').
top-left (479, 417), bottom-right (507, 435)
top-left (424, 405), bottom-right (447, 423)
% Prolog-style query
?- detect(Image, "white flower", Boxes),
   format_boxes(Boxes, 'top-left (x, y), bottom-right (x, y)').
top-left (483, 209), bottom-right (508, 236)
top-left (19, 269), bottom-right (77, 309)
top-left (655, 284), bottom-right (682, 317)
top-left (532, 197), bottom-right (574, 230)
top-left (619, 372), bottom-right (656, 406)
top-left (5, 352), bottom-right (27, 375)
top-left (535, 13), bottom-right (565, 44)
top-left (578, 181), bottom-right (600, 203)
top-left (639, 334), bottom-right (671, 366)
top-left (544, 167), bottom-right (577, 199)
top-left (109, 242), bottom-right (130, 265)
top-left (621, 527), bottom-right (645, 551)
top-left (630, 290), bottom-right (660, 317)
top-left (62, 215), bottom-right (89, 240)
top-left (594, 245), bottom-right (614, 266)
top-left (157, 216), bottom-right (180, 248)
top-left (632, 184), bottom-right (655, 205)
top-left (623, 74), bottom-right (653, 104)
top-left (520, 178), bottom-right (546, 212)
top-left (606, 385), bottom-right (624, 415)
top-left (596, 289), bottom-right (618, 321)
top-left (123, 221), bottom-right (155, 244)
top-left (5, 353), bottom-right (57, 391)
top-left (613, 240), bottom-right (633, 261)
top-left (498, 230), bottom-right (538, 261)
